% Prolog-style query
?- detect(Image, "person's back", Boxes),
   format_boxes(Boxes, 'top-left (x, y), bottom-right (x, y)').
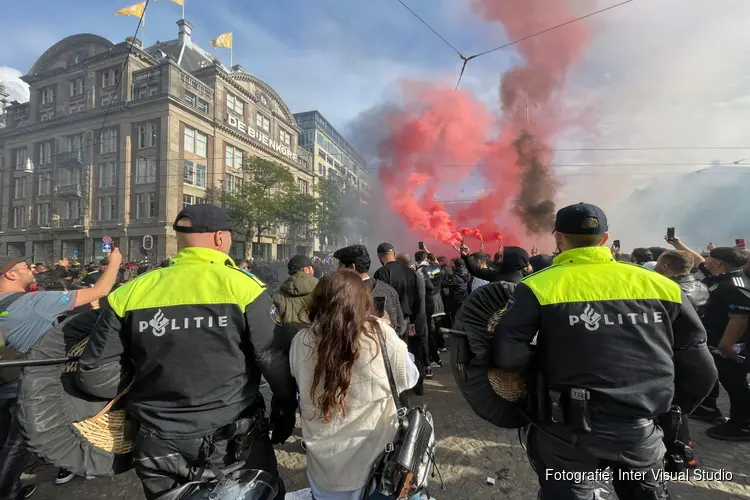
top-left (289, 270), bottom-right (418, 499)
top-left (374, 259), bottom-right (416, 318)
top-left (493, 203), bottom-right (715, 500)
top-left (518, 249), bottom-right (685, 419)
top-left (273, 271), bottom-right (318, 326)
top-left (94, 247), bottom-right (269, 434)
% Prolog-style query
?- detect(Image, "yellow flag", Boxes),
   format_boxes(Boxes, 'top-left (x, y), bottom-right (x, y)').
top-left (211, 32), bottom-right (232, 49)
top-left (168, 0), bottom-right (184, 6)
top-left (115, 2), bottom-right (146, 17)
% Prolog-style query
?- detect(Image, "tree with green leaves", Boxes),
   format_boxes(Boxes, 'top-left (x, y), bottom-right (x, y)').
top-left (218, 156), bottom-right (316, 257)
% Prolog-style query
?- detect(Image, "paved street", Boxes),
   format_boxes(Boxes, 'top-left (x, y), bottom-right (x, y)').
top-left (24, 366), bottom-right (750, 500)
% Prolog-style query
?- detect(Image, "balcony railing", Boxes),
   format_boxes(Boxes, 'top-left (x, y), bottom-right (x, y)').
top-left (53, 218), bottom-right (83, 228)
top-left (59, 150), bottom-right (85, 165)
top-left (57, 184), bottom-right (82, 197)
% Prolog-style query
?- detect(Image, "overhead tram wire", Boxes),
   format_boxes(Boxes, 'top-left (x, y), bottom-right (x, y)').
top-left (395, 0), bottom-right (464, 59)
top-left (454, 0), bottom-right (636, 90)
top-left (96, 0), bottom-right (151, 140)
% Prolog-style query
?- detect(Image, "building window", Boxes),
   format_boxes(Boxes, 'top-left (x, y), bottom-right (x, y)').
top-left (66, 199), bottom-right (80, 219)
top-left (318, 163), bottom-right (325, 176)
top-left (13, 178), bottom-right (26, 200)
top-left (135, 157), bottom-right (157, 184)
top-left (224, 174), bottom-right (241, 194)
top-left (38, 172), bottom-right (53, 196)
top-left (102, 68), bottom-right (120, 88)
top-left (41, 86), bottom-right (56, 105)
top-left (255, 113), bottom-right (270, 133)
top-left (149, 84), bottom-right (158, 96)
top-left (70, 78), bottom-right (84, 97)
top-left (183, 160), bottom-right (195, 184)
top-left (100, 128), bottom-right (118, 154)
top-left (12, 206), bottom-right (26, 229)
top-left (96, 195), bottom-right (117, 221)
top-left (197, 98), bottom-right (208, 113)
top-left (138, 123), bottom-right (157, 149)
top-left (184, 92), bottom-right (196, 106)
top-left (135, 192), bottom-right (156, 219)
top-left (185, 92), bottom-right (209, 112)
top-left (280, 130), bottom-right (292, 147)
top-left (68, 134), bottom-right (84, 153)
top-left (39, 142), bottom-right (52, 165)
top-left (196, 131), bottom-right (207, 157)
top-left (299, 179), bottom-right (309, 195)
top-left (196, 164), bottom-right (206, 188)
top-left (327, 155), bottom-right (334, 165)
top-left (98, 162), bottom-right (117, 188)
top-left (183, 194), bottom-right (194, 209)
top-left (36, 203), bottom-right (50, 226)
top-left (225, 145), bottom-right (243, 169)
top-left (137, 86), bottom-right (148, 99)
top-left (227, 93), bottom-right (244, 115)
top-left (13, 148), bottom-right (28, 171)
top-left (184, 127), bottom-right (207, 157)
top-left (184, 127), bottom-right (195, 153)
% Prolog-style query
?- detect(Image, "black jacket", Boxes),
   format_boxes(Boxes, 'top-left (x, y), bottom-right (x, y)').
top-left (463, 246), bottom-right (529, 285)
top-left (701, 268), bottom-right (750, 346)
top-left (672, 274), bottom-right (709, 317)
top-left (493, 247), bottom-right (716, 421)
top-left (374, 261), bottom-right (418, 319)
top-left (76, 247), bottom-right (297, 437)
top-left (445, 267), bottom-right (471, 304)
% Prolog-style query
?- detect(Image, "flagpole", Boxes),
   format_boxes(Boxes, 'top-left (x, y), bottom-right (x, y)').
top-left (230, 44), bottom-right (233, 68)
top-left (182, 0), bottom-right (185, 20)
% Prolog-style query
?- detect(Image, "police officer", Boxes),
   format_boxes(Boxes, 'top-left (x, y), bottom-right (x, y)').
top-left (492, 203), bottom-right (717, 500)
top-left (700, 246), bottom-right (750, 441)
top-left (76, 205), bottom-right (297, 499)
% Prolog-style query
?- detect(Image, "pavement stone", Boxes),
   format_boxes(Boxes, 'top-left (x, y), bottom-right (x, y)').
top-left (22, 366), bottom-right (750, 499)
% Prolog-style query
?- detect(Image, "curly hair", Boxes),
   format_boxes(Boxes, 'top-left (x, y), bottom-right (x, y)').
top-left (307, 269), bottom-right (379, 423)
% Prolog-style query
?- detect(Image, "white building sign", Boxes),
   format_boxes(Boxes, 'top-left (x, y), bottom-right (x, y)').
top-left (226, 115), bottom-right (298, 161)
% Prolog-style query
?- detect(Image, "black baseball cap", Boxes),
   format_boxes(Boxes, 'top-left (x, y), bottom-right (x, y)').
top-left (377, 242), bottom-right (395, 254)
top-left (554, 203), bottom-right (608, 235)
top-left (288, 254), bottom-right (313, 273)
top-left (173, 204), bottom-right (233, 234)
top-left (0, 256), bottom-right (29, 276)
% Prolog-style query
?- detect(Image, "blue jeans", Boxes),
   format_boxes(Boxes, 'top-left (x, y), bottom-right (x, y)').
top-left (0, 398), bottom-right (31, 500)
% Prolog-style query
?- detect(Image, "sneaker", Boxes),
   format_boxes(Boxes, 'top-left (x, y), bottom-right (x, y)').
top-left (438, 347), bottom-right (448, 353)
top-left (429, 361), bottom-right (442, 369)
top-left (300, 440), bottom-right (307, 452)
top-left (705, 421), bottom-right (750, 441)
top-left (424, 369), bottom-right (433, 379)
top-left (20, 485), bottom-right (36, 499)
top-left (85, 476), bottom-right (95, 480)
top-left (55, 469), bottom-right (75, 485)
top-left (690, 405), bottom-right (727, 424)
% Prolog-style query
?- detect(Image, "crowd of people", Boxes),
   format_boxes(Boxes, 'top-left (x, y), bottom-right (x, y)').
top-left (0, 201), bottom-right (747, 500)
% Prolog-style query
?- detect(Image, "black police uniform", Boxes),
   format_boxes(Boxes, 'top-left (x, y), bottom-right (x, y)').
top-left (77, 205), bottom-right (297, 500)
top-left (701, 267), bottom-right (750, 437)
top-left (493, 203), bottom-right (716, 500)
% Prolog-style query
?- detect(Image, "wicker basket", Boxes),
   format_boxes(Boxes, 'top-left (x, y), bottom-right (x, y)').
top-left (486, 305), bottom-right (526, 404)
top-left (64, 339), bottom-right (136, 455)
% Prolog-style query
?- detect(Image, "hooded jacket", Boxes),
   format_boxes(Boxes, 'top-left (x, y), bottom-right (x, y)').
top-left (272, 271), bottom-right (319, 329)
top-left (463, 246), bottom-right (529, 285)
top-left (416, 262), bottom-right (445, 318)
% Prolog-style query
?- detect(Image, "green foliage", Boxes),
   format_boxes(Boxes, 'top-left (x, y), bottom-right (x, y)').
top-left (218, 156), bottom-right (316, 243)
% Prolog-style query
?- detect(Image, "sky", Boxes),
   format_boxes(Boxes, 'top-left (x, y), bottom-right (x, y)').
top-left (2, 0), bottom-right (750, 247)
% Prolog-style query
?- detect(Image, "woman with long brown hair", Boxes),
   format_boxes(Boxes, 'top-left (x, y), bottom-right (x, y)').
top-left (290, 270), bottom-right (419, 500)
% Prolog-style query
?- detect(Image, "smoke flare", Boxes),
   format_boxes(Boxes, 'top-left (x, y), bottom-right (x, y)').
top-left (377, 0), bottom-right (589, 245)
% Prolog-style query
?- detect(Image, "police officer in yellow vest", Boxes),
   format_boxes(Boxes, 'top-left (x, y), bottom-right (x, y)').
top-left (76, 205), bottom-right (296, 499)
top-left (493, 203), bottom-right (717, 500)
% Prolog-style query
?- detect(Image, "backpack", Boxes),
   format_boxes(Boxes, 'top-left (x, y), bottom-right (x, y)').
top-left (0, 293), bottom-right (27, 384)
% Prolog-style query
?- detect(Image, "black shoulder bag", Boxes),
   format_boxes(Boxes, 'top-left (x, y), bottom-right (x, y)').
top-left (0, 293), bottom-right (27, 384)
top-left (367, 326), bottom-right (437, 500)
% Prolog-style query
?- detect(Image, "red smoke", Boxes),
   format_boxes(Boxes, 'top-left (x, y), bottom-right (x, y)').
top-left (377, 0), bottom-right (589, 247)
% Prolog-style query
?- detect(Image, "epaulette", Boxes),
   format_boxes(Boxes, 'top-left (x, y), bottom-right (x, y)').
top-left (521, 264), bottom-right (561, 282)
top-left (234, 267), bottom-right (267, 289)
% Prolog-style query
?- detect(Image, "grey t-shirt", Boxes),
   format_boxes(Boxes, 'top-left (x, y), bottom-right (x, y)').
top-left (0, 290), bottom-right (77, 397)
top-left (0, 291), bottom-right (78, 354)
